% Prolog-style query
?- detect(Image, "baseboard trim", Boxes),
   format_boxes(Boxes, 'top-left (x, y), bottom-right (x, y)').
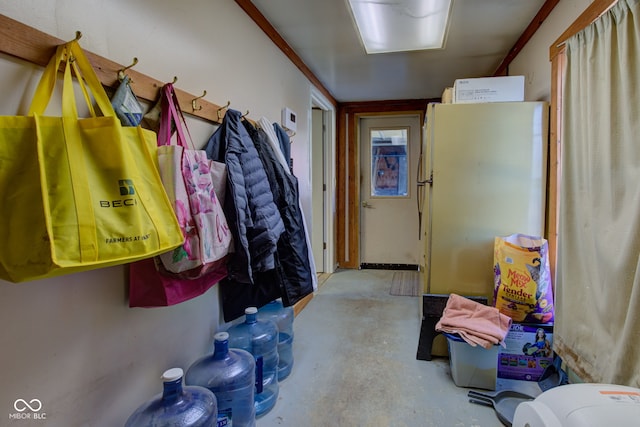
top-left (293, 292), bottom-right (314, 317)
top-left (360, 263), bottom-right (419, 271)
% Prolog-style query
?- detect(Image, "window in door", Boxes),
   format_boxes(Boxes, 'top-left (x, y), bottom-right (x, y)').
top-left (370, 127), bottom-right (409, 197)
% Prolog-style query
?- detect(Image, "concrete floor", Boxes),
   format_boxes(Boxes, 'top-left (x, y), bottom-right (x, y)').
top-left (257, 269), bottom-right (540, 427)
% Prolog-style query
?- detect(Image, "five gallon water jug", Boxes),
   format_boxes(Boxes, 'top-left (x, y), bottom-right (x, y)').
top-left (185, 332), bottom-right (256, 427)
top-left (227, 307), bottom-right (279, 418)
top-left (124, 368), bottom-right (217, 427)
top-left (257, 299), bottom-right (294, 381)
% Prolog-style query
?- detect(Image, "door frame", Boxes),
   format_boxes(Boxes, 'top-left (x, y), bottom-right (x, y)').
top-left (336, 100), bottom-right (429, 269)
top-left (358, 114), bottom-right (422, 269)
top-left (311, 87), bottom-right (336, 274)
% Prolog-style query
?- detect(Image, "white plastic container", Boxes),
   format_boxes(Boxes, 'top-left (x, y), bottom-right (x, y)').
top-left (444, 333), bottom-right (498, 390)
top-left (453, 76), bottom-right (525, 103)
top-left (513, 383), bottom-right (640, 427)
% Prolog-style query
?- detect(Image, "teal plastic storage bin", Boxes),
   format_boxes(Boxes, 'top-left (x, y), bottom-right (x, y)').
top-left (444, 333), bottom-right (498, 390)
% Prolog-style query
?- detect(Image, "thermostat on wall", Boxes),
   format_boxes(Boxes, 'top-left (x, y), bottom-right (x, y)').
top-left (281, 107), bottom-right (297, 133)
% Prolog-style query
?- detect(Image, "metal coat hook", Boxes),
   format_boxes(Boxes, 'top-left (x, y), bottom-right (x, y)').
top-left (65, 30), bottom-right (82, 62)
top-left (117, 57), bottom-right (138, 81)
top-left (217, 101), bottom-right (230, 121)
top-left (241, 110), bottom-right (250, 119)
top-left (192, 90), bottom-right (207, 111)
top-left (66, 31), bottom-right (82, 62)
top-left (286, 129), bottom-right (296, 143)
top-left (64, 30), bottom-right (82, 62)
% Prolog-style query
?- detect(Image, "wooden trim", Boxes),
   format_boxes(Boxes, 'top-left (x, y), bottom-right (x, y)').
top-left (336, 99), bottom-right (432, 268)
top-left (339, 108), bottom-right (348, 265)
top-left (548, 48), bottom-right (565, 283)
top-left (550, 0), bottom-right (618, 60)
top-left (340, 99), bottom-right (430, 114)
top-left (336, 107), bottom-right (348, 265)
top-left (293, 292), bottom-right (314, 317)
top-left (335, 106), bottom-right (359, 269)
top-left (548, 0), bottom-right (617, 283)
top-left (0, 14), bottom-right (234, 125)
top-left (234, 0), bottom-right (337, 107)
top-left (346, 111), bottom-right (359, 269)
top-left (293, 272), bottom-right (332, 316)
top-left (494, 0), bottom-right (561, 76)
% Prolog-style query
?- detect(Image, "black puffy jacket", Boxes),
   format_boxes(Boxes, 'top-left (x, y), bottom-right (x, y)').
top-left (245, 121), bottom-right (313, 307)
top-left (205, 109), bottom-right (284, 286)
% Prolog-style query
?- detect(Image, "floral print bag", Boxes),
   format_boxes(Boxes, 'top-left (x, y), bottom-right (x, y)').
top-left (155, 83), bottom-right (231, 276)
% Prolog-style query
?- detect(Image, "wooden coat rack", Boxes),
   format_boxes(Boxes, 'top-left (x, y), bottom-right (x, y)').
top-left (0, 14), bottom-right (230, 124)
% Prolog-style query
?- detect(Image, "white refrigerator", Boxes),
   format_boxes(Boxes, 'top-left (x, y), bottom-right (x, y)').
top-left (418, 102), bottom-right (548, 357)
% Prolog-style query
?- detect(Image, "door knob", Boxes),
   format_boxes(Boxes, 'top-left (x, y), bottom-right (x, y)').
top-left (362, 201), bottom-right (374, 208)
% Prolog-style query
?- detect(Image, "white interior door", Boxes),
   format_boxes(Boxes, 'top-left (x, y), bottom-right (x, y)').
top-left (311, 108), bottom-right (325, 272)
top-left (360, 115), bottom-right (421, 267)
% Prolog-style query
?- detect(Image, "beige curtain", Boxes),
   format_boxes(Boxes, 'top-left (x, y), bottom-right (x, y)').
top-left (556, 0), bottom-right (640, 387)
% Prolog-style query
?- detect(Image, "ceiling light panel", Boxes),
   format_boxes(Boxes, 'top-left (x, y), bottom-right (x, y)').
top-left (348, 0), bottom-right (452, 54)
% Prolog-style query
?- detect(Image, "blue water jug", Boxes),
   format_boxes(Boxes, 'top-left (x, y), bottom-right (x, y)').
top-left (124, 368), bottom-right (217, 427)
top-left (185, 332), bottom-right (256, 427)
top-left (257, 299), bottom-right (294, 381)
top-left (227, 307), bottom-right (279, 418)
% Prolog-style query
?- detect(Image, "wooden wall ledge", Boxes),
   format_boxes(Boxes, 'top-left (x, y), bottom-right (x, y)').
top-left (0, 14), bottom-right (226, 124)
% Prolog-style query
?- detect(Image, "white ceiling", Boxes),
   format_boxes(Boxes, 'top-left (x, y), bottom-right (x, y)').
top-left (251, 0), bottom-right (548, 102)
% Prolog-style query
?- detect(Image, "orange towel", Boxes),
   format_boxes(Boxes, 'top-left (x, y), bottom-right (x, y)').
top-left (435, 293), bottom-right (512, 349)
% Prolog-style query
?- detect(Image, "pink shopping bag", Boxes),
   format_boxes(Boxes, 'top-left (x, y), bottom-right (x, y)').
top-left (154, 83), bottom-right (231, 276)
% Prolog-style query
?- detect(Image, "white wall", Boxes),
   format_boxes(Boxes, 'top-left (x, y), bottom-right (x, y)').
top-left (509, 0), bottom-right (594, 101)
top-left (0, 1), bottom-right (315, 425)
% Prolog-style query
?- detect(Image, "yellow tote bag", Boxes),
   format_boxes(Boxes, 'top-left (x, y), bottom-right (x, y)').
top-left (0, 41), bottom-right (183, 283)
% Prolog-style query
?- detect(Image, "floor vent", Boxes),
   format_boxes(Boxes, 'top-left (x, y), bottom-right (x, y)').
top-left (360, 263), bottom-right (419, 271)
